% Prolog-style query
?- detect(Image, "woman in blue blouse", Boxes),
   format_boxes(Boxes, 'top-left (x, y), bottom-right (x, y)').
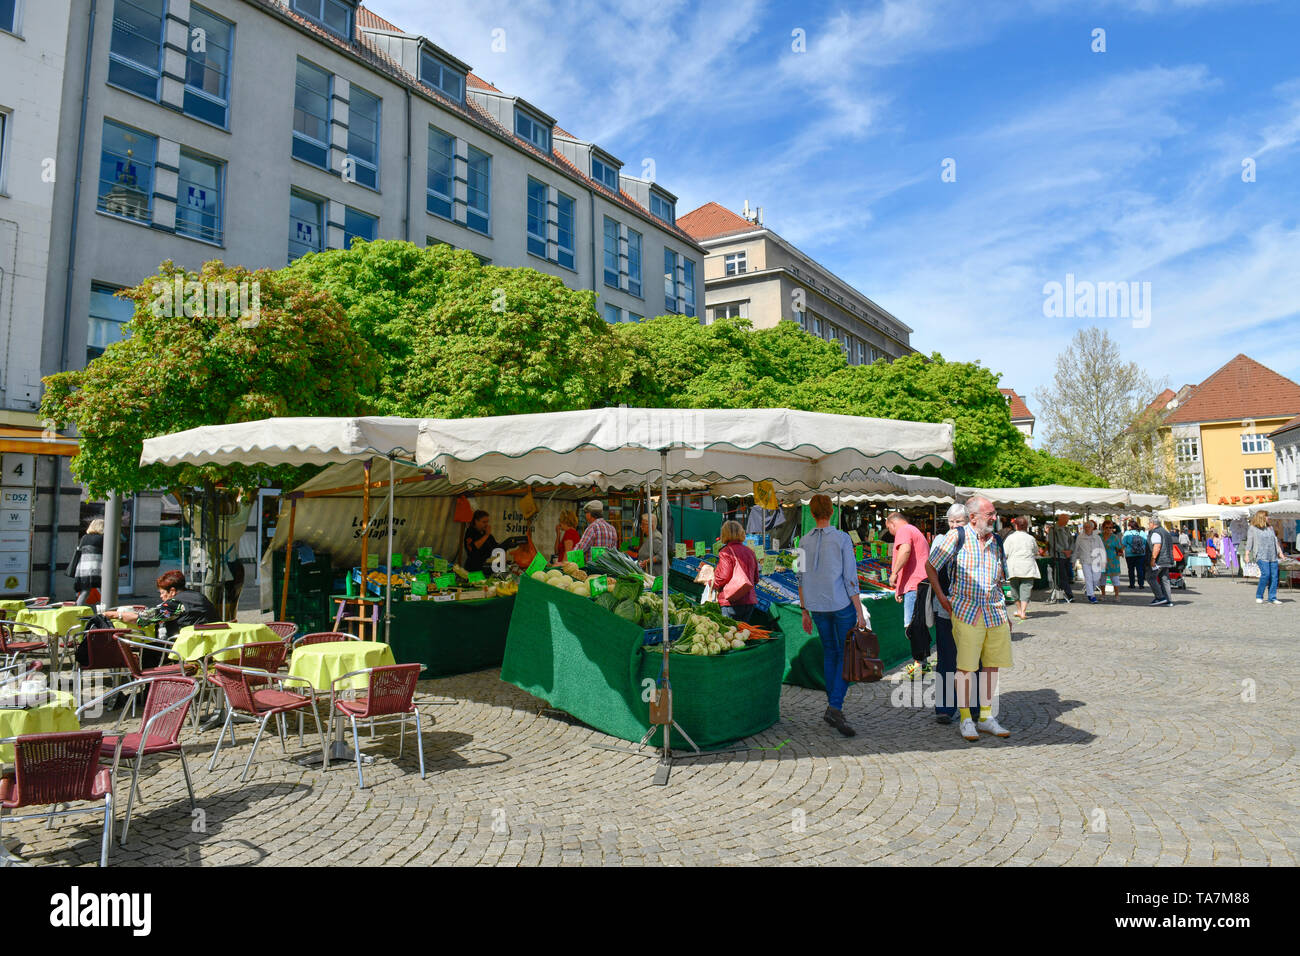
top-left (797, 494), bottom-right (869, 737)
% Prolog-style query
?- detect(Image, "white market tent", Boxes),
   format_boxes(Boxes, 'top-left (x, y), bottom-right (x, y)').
top-left (956, 484), bottom-right (1131, 514)
top-left (1159, 503), bottom-right (1226, 521)
top-left (141, 416), bottom-right (422, 467)
top-left (1219, 499), bottom-right (1300, 520)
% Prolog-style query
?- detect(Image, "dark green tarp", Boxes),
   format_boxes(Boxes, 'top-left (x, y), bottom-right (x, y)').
top-left (387, 595), bottom-right (515, 678)
top-left (769, 595), bottom-right (911, 690)
top-left (500, 576), bottom-right (784, 749)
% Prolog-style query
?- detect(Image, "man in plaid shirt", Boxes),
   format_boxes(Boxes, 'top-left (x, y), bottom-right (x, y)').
top-left (575, 500), bottom-right (618, 559)
top-left (925, 494), bottom-right (1013, 743)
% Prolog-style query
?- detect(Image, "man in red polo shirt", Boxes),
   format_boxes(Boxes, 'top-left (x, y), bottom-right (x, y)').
top-left (887, 512), bottom-right (932, 680)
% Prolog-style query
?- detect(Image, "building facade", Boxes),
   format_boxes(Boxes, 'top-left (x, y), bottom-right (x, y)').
top-left (678, 201), bottom-right (913, 364)
top-left (999, 389), bottom-right (1035, 439)
top-left (7, 0), bottom-right (706, 599)
top-left (1268, 416), bottom-right (1300, 501)
top-left (1156, 355), bottom-right (1300, 506)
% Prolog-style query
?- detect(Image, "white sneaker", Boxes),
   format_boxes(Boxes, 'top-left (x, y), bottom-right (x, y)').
top-left (958, 717), bottom-right (979, 741)
top-left (1257, 598), bottom-right (1264, 604)
top-left (1271, 599), bottom-right (1283, 605)
top-left (977, 717), bottom-right (1011, 738)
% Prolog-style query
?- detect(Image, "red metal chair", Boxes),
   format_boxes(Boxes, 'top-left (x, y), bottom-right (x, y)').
top-left (77, 676), bottom-right (199, 846)
top-left (70, 628), bottom-right (134, 707)
top-left (328, 664), bottom-right (426, 789)
top-left (0, 620), bottom-right (49, 668)
top-left (266, 622), bottom-right (298, 641)
top-left (292, 631), bottom-right (358, 649)
top-left (0, 659), bottom-right (44, 689)
top-left (0, 730), bottom-right (114, 867)
top-left (207, 663), bottom-right (328, 781)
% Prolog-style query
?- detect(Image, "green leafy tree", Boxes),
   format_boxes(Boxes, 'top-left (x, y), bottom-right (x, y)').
top-left (40, 259), bottom-right (379, 498)
top-left (284, 240), bottom-right (613, 416)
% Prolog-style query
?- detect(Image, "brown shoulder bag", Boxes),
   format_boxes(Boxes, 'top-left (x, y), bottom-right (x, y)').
top-left (843, 622), bottom-right (884, 683)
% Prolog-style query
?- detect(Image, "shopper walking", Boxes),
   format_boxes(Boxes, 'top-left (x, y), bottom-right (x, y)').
top-left (1047, 513), bottom-right (1075, 602)
top-left (68, 518), bottom-right (105, 606)
top-left (926, 495), bottom-right (1013, 742)
top-left (1147, 515), bottom-right (1175, 606)
top-left (713, 520), bottom-right (759, 622)
top-left (1072, 520), bottom-right (1105, 603)
top-left (929, 504), bottom-right (979, 723)
top-left (1123, 519), bottom-right (1148, 589)
top-left (1003, 517), bottom-right (1040, 620)
top-left (1246, 510), bottom-right (1283, 605)
top-left (797, 494), bottom-right (869, 737)
top-left (887, 512), bottom-right (933, 680)
top-left (1100, 520), bottom-right (1124, 600)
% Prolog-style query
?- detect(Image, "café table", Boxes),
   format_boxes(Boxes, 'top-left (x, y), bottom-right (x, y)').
top-left (171, 622), bottom-right (281, 663)
top-left (0, 599), bottom-right (29, 618)
top-left (0, 689), bottom-right (79, 763)
top-left (287, 640), bottom-right (402, 765)
top-left (14, 604), bottom-right (92, 637)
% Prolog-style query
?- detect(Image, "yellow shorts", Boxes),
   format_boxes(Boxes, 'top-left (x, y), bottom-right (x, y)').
top-left (952, 619), bottom-right (1013, 671)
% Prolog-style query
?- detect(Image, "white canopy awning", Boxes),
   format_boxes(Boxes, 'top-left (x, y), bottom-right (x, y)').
top-left (415, 408), bottom-right (954, 487)
top-left (140, 416), bottom-right (421, 467)
top-left (956, 484), bottom-right (1130, 512)
top-left (1160, 503), bottom-right (1227, 521)
top-left (1219, 499), bottom-right (1300, 520)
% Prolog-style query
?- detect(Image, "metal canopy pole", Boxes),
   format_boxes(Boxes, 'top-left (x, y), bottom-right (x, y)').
top-left (385, 456), bottom-right (395, 644)
top-left (279, 498), bottom-right (297, 621)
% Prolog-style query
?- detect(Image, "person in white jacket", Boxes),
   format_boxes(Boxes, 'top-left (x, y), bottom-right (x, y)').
top-left (1072, 520), bottom-right (1106, 604)
top-left (1002, 517), bottom-right (1041, 620)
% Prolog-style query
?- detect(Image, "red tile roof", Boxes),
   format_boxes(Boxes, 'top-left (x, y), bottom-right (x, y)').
top-left (679, 202), bottom-right (761, 241)
top-left (356, 6), bottom-right (402, 32)
top-left (1140, 387), bottom-right (1177, 420)
top-left (467, 73), bottom-right (502, 93)
top-left (999, 388), bottom-right (1035, 421)
top-left (1162, 354), bottom-right (1300, 425)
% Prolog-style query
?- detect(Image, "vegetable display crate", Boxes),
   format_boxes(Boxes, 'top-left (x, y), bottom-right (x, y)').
top-left (501, 576), bottom-right (784, 750)
top-left (769, 596), bottom-right (911, 690)
top-left (386, 594), bottom-right (516, 679)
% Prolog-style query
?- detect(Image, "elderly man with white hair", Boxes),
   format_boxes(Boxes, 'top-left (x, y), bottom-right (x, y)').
top-left (925, 494), bottom-right (1012, 742)
top-left (927, 502), bottom-right (982, 724)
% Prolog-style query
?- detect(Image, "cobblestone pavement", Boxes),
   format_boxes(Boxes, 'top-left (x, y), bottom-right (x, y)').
top-left (7, 577), bottom-right (1296, 866)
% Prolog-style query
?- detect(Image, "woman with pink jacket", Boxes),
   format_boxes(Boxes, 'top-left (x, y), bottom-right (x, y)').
top-left (712, 520), bottom-right (760, 623)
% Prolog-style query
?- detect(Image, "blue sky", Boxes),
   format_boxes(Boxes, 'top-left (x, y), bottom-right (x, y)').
top-left (376, 0), bottom-right (1300, 409)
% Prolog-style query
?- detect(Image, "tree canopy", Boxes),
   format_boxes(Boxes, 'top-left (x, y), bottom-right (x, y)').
top-left (40, 260), bottom-right (378, 497)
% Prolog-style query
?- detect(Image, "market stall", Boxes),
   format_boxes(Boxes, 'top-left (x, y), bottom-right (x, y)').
top-left (415, 407), bottom-right (954, 781)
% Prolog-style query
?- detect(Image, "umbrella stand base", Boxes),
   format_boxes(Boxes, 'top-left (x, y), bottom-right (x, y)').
top-left (591, 722), bottom-right (748, 786)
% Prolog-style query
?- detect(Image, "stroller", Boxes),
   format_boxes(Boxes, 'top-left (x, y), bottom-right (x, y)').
top-left (1168, 543), bottom-right (1189, 590)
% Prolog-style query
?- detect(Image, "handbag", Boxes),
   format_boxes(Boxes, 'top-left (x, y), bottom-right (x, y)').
top-left (66, 546), bottom-right (82, 580)
top-left (842, 621), bottom-right (884, 683)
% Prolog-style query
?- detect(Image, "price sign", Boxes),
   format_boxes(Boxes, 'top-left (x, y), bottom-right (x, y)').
top-left (849, 529), bottom-right (861, 544)
top-left (566, 549), bottom-right (585, 567)
top-left (525, 553), bottom-right (546, 575)
top-left (417, 572), bottom-right (431, 584)
top-left (467, 571), bottom-right (485, 583)
top-left (761, 555), bottom-right (777, 575)
top-left (695, 540), bottom-right (706, 556)
top-left (591, 547), bottom-right (607, 560)
top-left (418, 547), bottom-right (434, 559)
top-left (366, 554), bottom-right (379, 569)
top-left (434, 573), bottom-right (454, 589)
top-left (651, 576), bottom-right (663, 593)
top-left (855, 545), bottom-right (864, 561)
top-left (433, 557), bottom-right (448, 572)
top-left (391, 553), bottom-right (404, 567)
top-left (411, 580), bottom-right (428, 596)
top-left (675, 543), bottom-right (686, 558)
top-left (588, 575), bottom-right (608, 596)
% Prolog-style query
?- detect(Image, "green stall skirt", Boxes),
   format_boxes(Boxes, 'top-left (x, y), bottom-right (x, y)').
top-left (768, 596), bottom-right (913, 690)
top-left (387, 595), bottom-right (516, 678)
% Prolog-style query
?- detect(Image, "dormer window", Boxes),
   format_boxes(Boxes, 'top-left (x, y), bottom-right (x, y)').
top-left (650, 193), bottom-right (675, 225)
top-left (420, 49), bottom-right (465, 103)
top-left (591, 156), bottom-right (620, 192)
top-left (515, 108), bottom-right (551, 153)
top-left (291, 0), bottom-right (353, 41)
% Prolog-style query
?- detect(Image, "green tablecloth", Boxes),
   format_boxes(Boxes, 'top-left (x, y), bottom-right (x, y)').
top-left (288, 640), bottom-right (395, 691)
top-left (769, 595), bottom-right (911, 690)
top-left (0, 690), bottom-right (79, 763)
top-left (172, 622), bottom-right (279, 662)
top-left (501, 576), bottom-right (784, 749)
top-left (14, 605), bottom-right (92, 635)
top-left (386, 595), bottom-right (515, 678)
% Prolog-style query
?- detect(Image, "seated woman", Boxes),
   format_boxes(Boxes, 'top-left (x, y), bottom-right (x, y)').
top-left (104, 569), bottom-right (220, 646)
top-left (463, 510), bottom-right (500, 574)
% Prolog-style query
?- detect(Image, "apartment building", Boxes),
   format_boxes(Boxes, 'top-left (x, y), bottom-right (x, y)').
top-left (1152, 355), bottom-right (1300, 505)
top-left (999, 389), bottom-right (1035, 439)
top-left (8, 0), bottom-right (706, 598)
top-left (678, 201), bottom-right (913, 364)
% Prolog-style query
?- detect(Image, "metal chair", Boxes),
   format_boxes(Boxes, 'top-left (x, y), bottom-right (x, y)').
top-left (0, 621), bottom-right (48, 668)
top-left (0, 659), bottom-right (43, 689)
top-left (70, 628), bottom-right (134, 708)
top-left (266, 622), bottom-right (298, 641)
top-left (291, 631), bottom-right (359, 649)
top-left (207, 663), bottom-right (328, 781)
top-left (0, 730), bottom-right (114, 867)
top-left (77, 676), bottom-right (199, 846)
top-left (328, 664), bottom-right (426, 789)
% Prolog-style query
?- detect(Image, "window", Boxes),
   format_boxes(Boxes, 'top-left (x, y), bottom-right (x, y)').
top-left (1241, 433), bottom-right (1272, 455)
top-left (556, 192), bottom-right (575, 270)
top-left (0, 111), bottom-right (8, 194)
top-left (97, 119), bottom-right (155, 222)
top-left (292, 59), bottom-right (331, 168)
top-left (343, 206), bottom-right (377, 248)
top-left (1177, 473), bottom-right (1204, 500)
top-left (812, 316), bottom-right (823, 336)
top-left (87, 283), bottom-right (134, 364)
top-left (603, 217), bottom-right (619, 288)
top-left (713, 302), bottom-right (744, 321)
top-left (628, 313), bottom-right (643, 323)
top-left (108, 0), bottom-right (165, 100)
top-left (1243, 468), bottom-right (1274, 490)
top-left (1174, 437), bottom-right (1200, 462)
top-left (591, 156), bottom-right (619, 191)
top-left (857, 341), bottom-right (866, 364)
top-left (603, 303), bottom-right (621, 324)
top-left (724, 252), bottom-right (746, 276)
top-left (184, 5), bottom-right (232, 127)
top-left (175, 150), bottom-right (223, 243)
top-left (514, 109), bottom-right (550, 153)
top-left (426, 126), bottom-right (453, 219)
top-left (682, 259), bottom-right (696, 317)
top-left (650, 193), bottom-right (674, 224)
top-left (419, 49), bottom-right (465, 103)
top-left (288, 189), bottom-right (323, 262)
top-left (347, 86), bottom-right (380, 190)
top-left (465, 146), bottom-right (490, 233)
top-left (526, 178), bottom-right (547, 258)
top-left (626, 229), bottom-right (642, 297)
top-left (291, 0), bottom-right (352, 40)
top-left (663, 248), bottom-right (676, 313)
top-left (0, 0), bottom-right (16, 33)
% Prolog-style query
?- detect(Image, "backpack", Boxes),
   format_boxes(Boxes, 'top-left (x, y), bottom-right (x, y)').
top-left (1125, 530), bottom-right (1146, 556)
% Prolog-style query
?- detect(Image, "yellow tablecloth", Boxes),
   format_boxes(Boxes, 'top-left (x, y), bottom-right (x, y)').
top-left (288, 641), bottom-right (395, 692)
top-left (0, 690), bottom-right (80, 763)
top-left (14, 605), bottom-right (92, 635)
top-left (171, 622), bottom-right (280, 662)
top-left (0, 599), bottom-right (28, 617)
